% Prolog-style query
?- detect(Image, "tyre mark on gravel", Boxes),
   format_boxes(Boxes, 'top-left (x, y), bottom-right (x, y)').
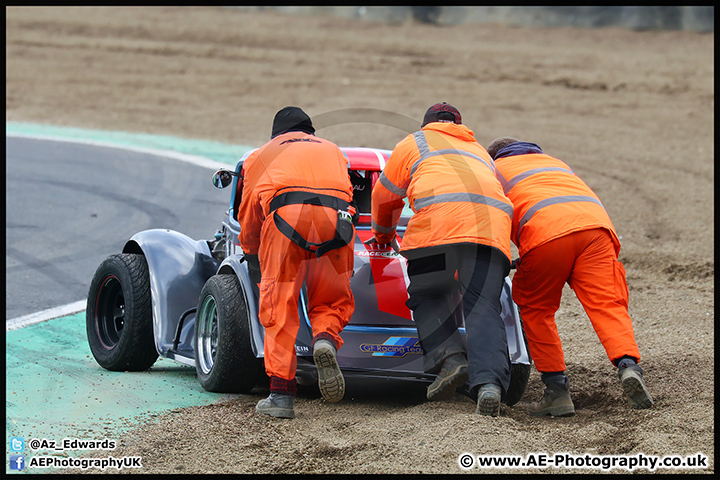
top-left (579, 165), bottom-right (669, 242)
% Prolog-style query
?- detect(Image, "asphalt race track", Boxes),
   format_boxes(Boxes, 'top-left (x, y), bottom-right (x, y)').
top-left (6, 136), bottom-right (232, 321)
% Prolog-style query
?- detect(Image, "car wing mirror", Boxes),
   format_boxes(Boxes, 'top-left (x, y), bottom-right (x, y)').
top-left (212, 169), bottom-right (237, 189)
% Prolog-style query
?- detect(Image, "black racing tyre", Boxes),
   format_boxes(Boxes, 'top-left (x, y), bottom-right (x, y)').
top-left (505, 363), bottom-right (531, 406)
top-left (195, 274), bottom-right (263, 393)
top-left (504, 313), bottom-right (532, 406)
top-left (86, 253), bottom-right (158, 371)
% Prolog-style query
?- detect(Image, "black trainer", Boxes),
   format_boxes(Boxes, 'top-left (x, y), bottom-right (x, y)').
top-left (476, 383), bottom-right (502, 416)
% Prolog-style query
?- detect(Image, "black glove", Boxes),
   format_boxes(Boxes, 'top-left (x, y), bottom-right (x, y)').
top-left (350, 199), bottom-right (360, 225)
top-left (245, 254), bottom-right (261, 285)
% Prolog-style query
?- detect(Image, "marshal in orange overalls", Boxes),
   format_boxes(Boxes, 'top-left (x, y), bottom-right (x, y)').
top-left (238, 124), bottom-right (355, 396)
top-left (372, 115), bottom-right (515, 403)
top-left (492, 140), bottom-right (641, 374)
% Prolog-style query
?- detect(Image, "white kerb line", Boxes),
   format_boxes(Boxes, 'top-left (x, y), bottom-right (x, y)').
top-left (6, 300), bottom-right (88, 331)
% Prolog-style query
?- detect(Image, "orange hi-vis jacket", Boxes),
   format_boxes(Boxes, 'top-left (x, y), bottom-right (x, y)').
top-left (494, 152), bottom-right (620, 258)
top-left (237, 131), bottom-right (354, 255)
top-left (371, 122), bottom-right (513, 261)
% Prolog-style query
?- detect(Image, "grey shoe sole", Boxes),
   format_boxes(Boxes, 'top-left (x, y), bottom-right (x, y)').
top-left (476, 392), bottom-right (501, 417)
top-left (256, 402), bottom-right (295, 419)
top-left (314, 344), bottom-right (345, 403)
top-left (426, 364), bottom-right (468, 401)
top-left (621, 371), bottom-right (654, 409)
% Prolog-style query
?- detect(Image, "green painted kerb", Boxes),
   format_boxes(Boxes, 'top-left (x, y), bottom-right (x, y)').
top-left (6, 122), bottom-right (254, 166)
top-left (5, 314), bottom-right (223, 461)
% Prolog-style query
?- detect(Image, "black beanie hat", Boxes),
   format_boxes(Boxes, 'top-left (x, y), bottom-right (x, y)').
top-left (421, 102), bottom-right (462, 128)
top-left (271, 106), bottom-right (315, 138)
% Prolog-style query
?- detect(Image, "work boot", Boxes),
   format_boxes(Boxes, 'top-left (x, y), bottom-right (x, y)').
top-left (476, 383), bottom-right (502, 416)
top-left (426, 353), bottom-right (468, 401)
top-left (313, 339), bottom-right (345, 403)
top-left (529, 374), bottom-right (575, 417)
top-left (256, 393), bottom-right (295, 419)
top-left (618, 361), bottom-right (654, 409)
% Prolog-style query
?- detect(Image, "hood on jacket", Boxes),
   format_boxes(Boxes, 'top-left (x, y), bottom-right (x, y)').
top-left (493, 141), bottom-right (544, 160)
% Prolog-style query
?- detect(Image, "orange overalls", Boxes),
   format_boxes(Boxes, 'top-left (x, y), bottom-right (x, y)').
top-left (494, 148), bottom-right (640, 373)
top-left (238, 132), bottom-right (355, 393)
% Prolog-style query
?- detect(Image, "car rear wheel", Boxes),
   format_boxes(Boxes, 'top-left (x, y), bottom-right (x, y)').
top-left (505, 363), bottom-right (531, 406)
top-left (505, 315), bottom-right (532, 406)
top-left (195, 274), bottom-right (262, 393)
top-left (86, 253), bottom-right (158, 371)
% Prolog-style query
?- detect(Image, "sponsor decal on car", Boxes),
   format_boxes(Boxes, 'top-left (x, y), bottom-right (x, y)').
top-left (354, 250), bottom-right (399, 258)
top-left (360, 337), bottom-right (422, 357)
top-left (355, 229), bottom-right (413, 320)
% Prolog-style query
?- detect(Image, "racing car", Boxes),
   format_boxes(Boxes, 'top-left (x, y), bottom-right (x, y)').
top-left (86, 147), bottom-right (532, 405)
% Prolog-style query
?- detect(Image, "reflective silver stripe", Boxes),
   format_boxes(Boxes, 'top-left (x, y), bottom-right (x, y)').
top-left (413, 192), bottom-right (513, 217)
top-left (517, 195), bottom-right (605, 233)
top-left (371, 219), bottom-right (397, 234)
top-left (413, 131), bottom-right (431, 158)
top-left (502, 167), bottom-right (575, 195)
top-left (378, 172), bottom-right (407, 197)
top-left (411, 131), bottom-right (494, 175)
top-left (495, 168), bottom-right (509, 188)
